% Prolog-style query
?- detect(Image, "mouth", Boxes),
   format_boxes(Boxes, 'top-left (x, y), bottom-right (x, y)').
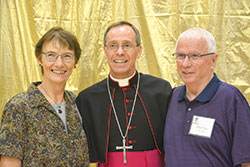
top-left (113, 59), bottom-right (128, 63)
top-left (51, 69), bottom-right (66, 74)
top-left (182, 71), bottom-right (194, 75)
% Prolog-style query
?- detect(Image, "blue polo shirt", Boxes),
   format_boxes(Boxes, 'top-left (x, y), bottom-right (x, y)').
top-left (164, 74), bottom-right (250, 167)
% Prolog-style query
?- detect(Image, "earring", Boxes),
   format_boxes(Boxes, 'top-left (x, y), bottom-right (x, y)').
top-left (39, 64), bottom-right (42, 67)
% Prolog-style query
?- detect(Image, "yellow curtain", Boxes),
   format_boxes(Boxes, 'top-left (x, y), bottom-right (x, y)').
top-left (0, 0), bottom-right (249, 119)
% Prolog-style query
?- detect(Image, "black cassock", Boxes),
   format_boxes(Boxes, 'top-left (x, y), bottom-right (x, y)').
top-left (76, 72), bottom-right (172, 164)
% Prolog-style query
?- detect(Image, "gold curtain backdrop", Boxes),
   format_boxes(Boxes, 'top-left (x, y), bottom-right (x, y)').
top-left (0, 0), bottom-right (249, 118)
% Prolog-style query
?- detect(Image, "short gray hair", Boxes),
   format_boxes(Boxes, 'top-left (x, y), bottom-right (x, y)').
top-left (176, 28), bottom-right (216, 53)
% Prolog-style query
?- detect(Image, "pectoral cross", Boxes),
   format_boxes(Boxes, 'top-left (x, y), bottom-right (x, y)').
top-left (116, 138), bottom-right (133, 164)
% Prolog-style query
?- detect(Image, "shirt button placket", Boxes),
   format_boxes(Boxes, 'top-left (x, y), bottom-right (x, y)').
top-left (186, 107), bottom-right (192, 124)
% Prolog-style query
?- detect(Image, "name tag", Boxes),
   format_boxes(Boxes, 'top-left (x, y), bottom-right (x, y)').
top-left (188, 115), bottom-right (215, 139)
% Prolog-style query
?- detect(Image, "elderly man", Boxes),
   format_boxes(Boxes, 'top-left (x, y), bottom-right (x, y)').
top-left (164, 28), bottom-right (250, 167)
top-left (76, 21), bottom-right (172, 167)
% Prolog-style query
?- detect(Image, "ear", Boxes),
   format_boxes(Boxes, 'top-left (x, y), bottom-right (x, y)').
top-left (136, 45), bottom-right (142, 59)
top-left (36, 57), bottom-right (42, 66)
top-left (211, 53), bottom-right (218, 69)
top-left (104, 45), bottom-right (108, 59)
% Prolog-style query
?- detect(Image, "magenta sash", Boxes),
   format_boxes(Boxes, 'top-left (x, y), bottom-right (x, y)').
top-left (99, 149), bottom-right (164, 167)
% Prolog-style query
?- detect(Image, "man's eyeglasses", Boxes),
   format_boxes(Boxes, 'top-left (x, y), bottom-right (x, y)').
top-left (105, 43), bottom-right (139, 52)
top-left (172, 52), bottom-right (215, 63)
top-left (41, 52), bottom-right (75, 63)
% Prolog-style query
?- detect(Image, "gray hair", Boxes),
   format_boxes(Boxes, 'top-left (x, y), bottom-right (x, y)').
top-left (176, 28), bottom-right (216, 53)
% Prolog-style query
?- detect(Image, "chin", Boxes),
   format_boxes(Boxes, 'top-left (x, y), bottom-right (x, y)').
top-left (52, 78), bottom-right (69, 83)
top-left (181, 77), bottom-right (193, 84)
top-left (112, 69), bottom-right (129, 75)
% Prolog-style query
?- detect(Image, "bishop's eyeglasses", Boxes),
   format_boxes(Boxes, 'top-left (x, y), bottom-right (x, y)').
top-left (172, 52), bottom-right (215, 63)
top-left (105, 42), bottom-right (139, 52)
top-left (41, 52), bottom-right (75, 63)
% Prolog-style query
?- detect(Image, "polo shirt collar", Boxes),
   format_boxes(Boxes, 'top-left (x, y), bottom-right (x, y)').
top-left (178, 73), bottom-right (222, 102)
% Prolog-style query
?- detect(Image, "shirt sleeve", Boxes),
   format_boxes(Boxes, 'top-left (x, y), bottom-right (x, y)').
top-left (0, 95), bottom-right (27, 160)
top-left (231, 90), bottom-right (250, 166)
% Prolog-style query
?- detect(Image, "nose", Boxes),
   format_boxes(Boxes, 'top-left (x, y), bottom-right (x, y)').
top-left (54, 55), bottom-right (64, 66)
top-left (182, 56), bottom-right (192, 67)
top-left (116, 46), bottom-right (125, 55)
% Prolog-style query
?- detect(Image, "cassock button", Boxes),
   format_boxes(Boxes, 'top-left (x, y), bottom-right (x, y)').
top-left (124, 88), bottom-right (128, 91)
top-left (125, 99), bottom-right (130, 103)
top-left (129, 140), bottom-right (136, 144)
top-left (129, 126), bottom-right (136, 130)
top-left (128, 113), bottom-right (135, 116)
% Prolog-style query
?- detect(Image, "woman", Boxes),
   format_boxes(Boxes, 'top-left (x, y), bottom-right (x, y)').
top-left (0, 27), bottom-right (89, 166)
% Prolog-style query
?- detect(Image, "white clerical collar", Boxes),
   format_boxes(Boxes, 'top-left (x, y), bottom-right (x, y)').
top-left (109, 72), bottom-right (136, 87)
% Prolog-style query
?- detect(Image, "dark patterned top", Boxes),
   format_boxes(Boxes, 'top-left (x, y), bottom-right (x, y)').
top-left (0, 82), bottom-right (89, 166)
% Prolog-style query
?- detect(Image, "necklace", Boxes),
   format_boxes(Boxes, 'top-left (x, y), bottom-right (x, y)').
top-left (40, 84), bottom-right (64, 114)
top-left (107, 73), bottom-right (140, 164)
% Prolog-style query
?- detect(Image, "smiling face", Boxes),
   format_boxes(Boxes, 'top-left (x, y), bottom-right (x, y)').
top-left (176, 37), bottom-right (218, 89)
top-left (104, 25), bottom-right (142, 79)
top-left (37, 39), bottom-right (76, 85)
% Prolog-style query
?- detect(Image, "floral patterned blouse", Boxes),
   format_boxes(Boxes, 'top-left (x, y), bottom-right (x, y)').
top-left (0, 82), bottom-right (89, 166)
